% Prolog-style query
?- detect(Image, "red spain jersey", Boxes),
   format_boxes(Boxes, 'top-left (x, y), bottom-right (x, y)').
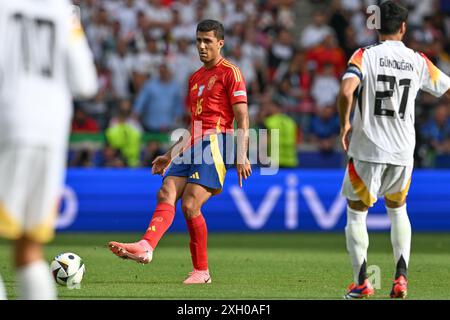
top-left (188, 57), bottom-right (247, 142)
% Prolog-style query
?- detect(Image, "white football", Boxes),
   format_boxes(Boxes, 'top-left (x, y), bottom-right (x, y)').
top-left (50, 252), bottom-right (85, 288)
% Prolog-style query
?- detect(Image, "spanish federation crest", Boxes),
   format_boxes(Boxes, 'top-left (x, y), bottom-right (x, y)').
top-left (207, 75), bottom-right (217, 90)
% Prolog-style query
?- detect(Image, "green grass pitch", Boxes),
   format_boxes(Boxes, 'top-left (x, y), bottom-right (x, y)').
top-left (1, 232), bottom-right (450, 299)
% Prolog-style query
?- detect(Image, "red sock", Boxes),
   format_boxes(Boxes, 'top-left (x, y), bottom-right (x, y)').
top-left (186, 214), bottom-right (208, 271)
top-left (142, 203), bottom-right (175, 249)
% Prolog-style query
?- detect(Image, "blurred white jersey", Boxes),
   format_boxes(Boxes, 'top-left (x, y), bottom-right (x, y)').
top-left (0, 0), bottom-right (97, 148)
top-left (344, 40), bottom-right (450, 165)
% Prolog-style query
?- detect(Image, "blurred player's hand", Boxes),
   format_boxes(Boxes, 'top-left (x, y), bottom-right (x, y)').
top-left (236, 158), bottom-right (252, 188)
top-left (152, 154), bottom-right (171, 176)
top-left (340, 124), bottom-right (352, 153)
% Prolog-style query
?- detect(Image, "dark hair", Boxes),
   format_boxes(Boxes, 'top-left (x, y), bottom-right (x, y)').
top-left (196, 19), bottom-right (225, 40)
top-left (379, 1), bottom-right (409, 35)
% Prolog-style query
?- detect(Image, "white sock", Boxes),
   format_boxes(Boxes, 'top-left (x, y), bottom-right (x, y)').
top-left (17, 260), bottom-right (57, 300)
top-left (345, 206), bottom-right (369, 285)
top-left (0, 274), bottom-right (6, 300)
top-left (387, 204), bottom-right (411, 278)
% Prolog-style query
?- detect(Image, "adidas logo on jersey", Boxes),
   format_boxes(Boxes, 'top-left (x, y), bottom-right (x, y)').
top-left (189, 172), bottom-right (200, 179)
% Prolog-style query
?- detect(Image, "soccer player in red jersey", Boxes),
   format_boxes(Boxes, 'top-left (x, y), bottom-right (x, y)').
top-left (108, 20), bottom-right (252, 284)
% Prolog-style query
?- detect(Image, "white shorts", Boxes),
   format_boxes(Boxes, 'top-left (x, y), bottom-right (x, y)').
top-left (0, 144), bottom-right (65, 243)
top-left (341, 158), bottom-right (413, 207)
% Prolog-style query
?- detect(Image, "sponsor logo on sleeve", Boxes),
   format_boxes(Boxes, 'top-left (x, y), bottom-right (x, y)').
top-left (233, 90), bottom-right (247, 97)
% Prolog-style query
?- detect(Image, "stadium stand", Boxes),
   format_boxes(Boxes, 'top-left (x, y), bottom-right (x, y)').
top-left (70, 0), bottom-right (450, 168)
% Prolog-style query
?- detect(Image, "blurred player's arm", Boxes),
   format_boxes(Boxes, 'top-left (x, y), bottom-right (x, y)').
top-left (66, 8), bottom-right (97, 99)
top-left (337, 77), bottom-right (360, 152)
top-left (233, 102), bottom-right (252, 188)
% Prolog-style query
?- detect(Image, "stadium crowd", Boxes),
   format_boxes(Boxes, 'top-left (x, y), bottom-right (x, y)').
top-left (70, 0), bottom-right (450, 168)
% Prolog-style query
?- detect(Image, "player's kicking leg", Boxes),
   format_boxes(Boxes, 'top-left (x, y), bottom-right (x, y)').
top-left (181, 183), bottom-right (213, 284)
top-left (108, 240), bottom-right (154, 264)
top-left (108, 176), bottom-right (187, 264)
top-left (343, 200), bottom-right (375, 299)
top-left (385, 198), bottom-right (411, 299)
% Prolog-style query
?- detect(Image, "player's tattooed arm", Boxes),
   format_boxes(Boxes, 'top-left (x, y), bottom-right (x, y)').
top-left (233, 102), bottom-right (252, 187)
top-left (337, 77), bottom-right (360, 152)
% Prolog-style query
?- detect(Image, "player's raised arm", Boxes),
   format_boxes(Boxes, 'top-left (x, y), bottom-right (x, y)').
top-left (233, 102), bottom-right (252, 188)
top-left (337, 77), bottom-right (360, 152)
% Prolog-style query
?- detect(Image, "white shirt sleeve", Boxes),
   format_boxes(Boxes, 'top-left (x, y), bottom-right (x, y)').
top-left (343, 48), bottom-right (366, 81)
top-left (418, 52), bottom-right (450, 97)
top-left (65, 4), bottom-right (98, 98)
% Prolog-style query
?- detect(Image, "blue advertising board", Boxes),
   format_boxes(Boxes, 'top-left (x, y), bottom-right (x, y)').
top-left (57, 169), bottom-right (450, 232)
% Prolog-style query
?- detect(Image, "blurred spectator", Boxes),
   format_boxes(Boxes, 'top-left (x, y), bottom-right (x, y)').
top-left (412, 15), bottom-right (443, 46)
top-left (71, 107), bottom-right (100, 133)
top-left (434, 41), bottom-right (450, 75)
top-left (131, 10), bottom-right (150, 53)
top-left (348, 5), bottom-right (377, 47)
top-left (225, 22), bottom-right (245, 53)
top-left (405, 0), bottom-right (437, 28)
top-left (311, 63), bottom-right (340, 111)
top-left (103, 19), bottom-right (123, 54)
top-left (229, 45), bottom-right (257, 94)
top-left (241, 27), bottom-right (268, 96)
top-left (309, 106), bottom-right (340, 153)
top-left (276, 0), bottom-right (296, 30)
top-left (260, 99), bottom-right (299, 168)
top-left (200, 0), bottom-right (224, 22)
top-left (167, 37), bottom-right (201, 95)
top-left (106, 38), bottom-right (135, 99)
top-left (224, 0), bottom-right (253, 29)
top-left (273, 77), bottom-right (299, 113)
top-left (342, 25), bottom-right (360, 58)
top-left (133, 63), bottom-right (183, 132)
top-left (173, 0), bottom-right (196, 26)
top-left (82, 62), bottom-right (112, 129)
top-left (69, 107), bottom-right (100, 168)
top-left (133, 37), bottom-right (165, 80)
top-left (109, 99), bottom-right (143, 131)
top-left (171, 6), bottom-right (197, 41)
top-left (306, 34), bottom-right (347, 77)
top-left (340, 0), bottom-right (362, 13)
top-left (69, 149), bottom-right (96, 168)
top-left (300, 11), bottom-right (334, 49)
top-left (329, 0), bottom-right (350, 50)
top-left (421, 103), bottom-right (450, 155)
top-left (105, 99), bottom-right (143, 167)
top-left (146, 0), bottom-right (174, 39)
top-left (101, 145), bottom-right (127, 168)
top-left (275, 50), bottom-right (312, 101)
top-left (267, 28), bottom-right (294, 79)
top-left (85, 6), bottom-right (111, 61)
top-left (275, 50), bottom-right (314, 131)
top-left (117, 0), bottom-right (138, 37)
